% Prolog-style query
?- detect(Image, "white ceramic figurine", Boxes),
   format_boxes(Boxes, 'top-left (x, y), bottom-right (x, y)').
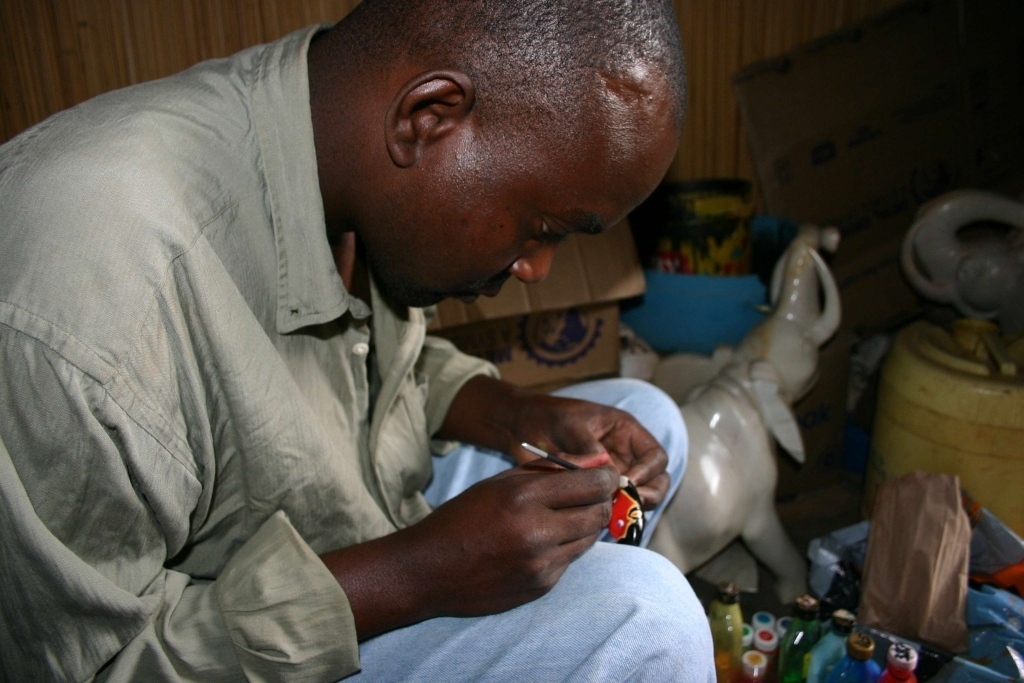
top-left (649, 224), bottom-right (842, 603)
top-left (901, 188), bottom-right (1024, 335)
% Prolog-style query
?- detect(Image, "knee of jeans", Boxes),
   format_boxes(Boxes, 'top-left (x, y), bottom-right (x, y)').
top-left (596, 546), bottom-right (713, 670)
top-left (593, 377), bottom-right (682, 432)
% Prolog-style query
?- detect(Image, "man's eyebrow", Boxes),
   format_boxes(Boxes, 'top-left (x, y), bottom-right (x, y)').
top-left (572, 213), bottom-right (607, 235)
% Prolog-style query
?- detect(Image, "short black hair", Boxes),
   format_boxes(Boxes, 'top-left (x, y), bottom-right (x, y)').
top-left (331, 0), bottom-right (686, 133)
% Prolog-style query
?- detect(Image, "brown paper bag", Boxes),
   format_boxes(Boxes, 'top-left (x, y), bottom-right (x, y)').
top-left (859, 470), bottom-right (970, 652)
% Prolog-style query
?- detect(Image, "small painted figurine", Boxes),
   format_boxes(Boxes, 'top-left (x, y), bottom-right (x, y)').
top-left (518, 443), bottom-right (645, 546)
top-left (608, 476), bottom-right (644, 546)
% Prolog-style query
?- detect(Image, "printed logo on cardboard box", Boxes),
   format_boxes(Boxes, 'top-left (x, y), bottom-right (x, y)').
top-left (519, 308), bottom-right (603, 368)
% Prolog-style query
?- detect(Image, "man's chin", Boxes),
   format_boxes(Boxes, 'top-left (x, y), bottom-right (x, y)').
top-left (379, 286), bottom-right (476, 309)
top-left (373, 281), bottom-right (446, 309)
top-left (410, 288), bottom-right (501, 307)
top-left (371, 271), bottom-right (506, 309)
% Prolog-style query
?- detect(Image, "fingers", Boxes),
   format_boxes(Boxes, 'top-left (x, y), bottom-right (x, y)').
top-left (515, 465), bottom-right (619, 510)
top-left (491, 468), bottom-right (616, 551)
top-left (400, 466), bottom-right (619, 623)
top-left (512, 394), bottom-right (676, 509)
top-left (511, 395), bottom-right (609, 457)
top-left (620, 441), bottom-right (669, 506)
top-left (635, 471), bottom-right (671, 510)
top-left (546, 500), bottom-right (613, 547)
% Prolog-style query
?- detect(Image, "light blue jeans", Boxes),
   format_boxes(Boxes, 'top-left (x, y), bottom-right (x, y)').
top-left (345, 378), bottom-right (714, 682)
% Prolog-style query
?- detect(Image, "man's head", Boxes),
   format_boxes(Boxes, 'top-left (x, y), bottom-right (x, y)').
top-left (309, 0), bottom-right (686, 307)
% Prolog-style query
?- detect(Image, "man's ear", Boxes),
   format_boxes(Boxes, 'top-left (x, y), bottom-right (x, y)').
top-left (385, 69), bottom-right (476, 168)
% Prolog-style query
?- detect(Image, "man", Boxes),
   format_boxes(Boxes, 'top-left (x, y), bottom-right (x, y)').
top-left (0, 0), bottom-right (713, 680)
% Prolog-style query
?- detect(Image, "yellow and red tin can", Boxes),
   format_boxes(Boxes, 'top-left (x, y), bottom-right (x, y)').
top-left (631, 178), bottom-right (753, 275)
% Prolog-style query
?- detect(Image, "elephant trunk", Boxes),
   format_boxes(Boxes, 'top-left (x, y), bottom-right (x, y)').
top-left (769, 225), bottom-right (842, 346)
top-left (807, 248), bottom-right (842, 346)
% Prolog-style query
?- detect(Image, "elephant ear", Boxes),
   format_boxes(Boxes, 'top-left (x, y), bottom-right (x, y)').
top-left (749, 360), bottom-right (806, 464)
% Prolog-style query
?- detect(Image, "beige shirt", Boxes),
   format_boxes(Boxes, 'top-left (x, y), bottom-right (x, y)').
top-left (0, 24), bottom-right (495, 682)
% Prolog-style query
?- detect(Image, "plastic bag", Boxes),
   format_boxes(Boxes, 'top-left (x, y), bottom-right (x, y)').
top-left (808, 520), bottom-right (871, 598)
top-left (963, 490), bottom-right (1024, 595)
top-left (965, 584), bottom-right (1024, 679)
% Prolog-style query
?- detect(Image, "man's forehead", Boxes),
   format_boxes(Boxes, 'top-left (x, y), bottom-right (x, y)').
top-left (586, 70), bottom-right (680, 161)
top-left (596, 61), bottom-right (665, 103)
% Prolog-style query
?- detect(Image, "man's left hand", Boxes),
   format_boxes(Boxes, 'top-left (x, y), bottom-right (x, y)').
top-left (438, 376), bottom-right (670, 509)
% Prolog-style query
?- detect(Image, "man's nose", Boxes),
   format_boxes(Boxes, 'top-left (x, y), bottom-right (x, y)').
top-left (509, 243), bottom-right (556, 283)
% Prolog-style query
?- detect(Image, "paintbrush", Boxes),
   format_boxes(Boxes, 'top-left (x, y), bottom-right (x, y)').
top-left (521, 442), bottom-right (630, 487)
top-left (521, 442), bottom-right (580, 470)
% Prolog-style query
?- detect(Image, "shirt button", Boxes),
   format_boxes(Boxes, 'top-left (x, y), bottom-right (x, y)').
top-left (352, 342), bottom-right (370, 356)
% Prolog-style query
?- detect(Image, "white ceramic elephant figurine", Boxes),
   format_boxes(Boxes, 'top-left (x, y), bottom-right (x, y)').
top-left (901, 189), bottom-right (1024, 335)
top-left (649, 224), bottom-right (842, 604)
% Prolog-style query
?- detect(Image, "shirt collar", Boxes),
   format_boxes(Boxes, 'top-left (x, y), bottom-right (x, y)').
top-left (250, 24), bottom-right (370, 333)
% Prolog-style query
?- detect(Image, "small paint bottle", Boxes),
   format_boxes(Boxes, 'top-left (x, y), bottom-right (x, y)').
top-left (752, 611), bottom-right (776, 634)
top-left (738, 650), bottom-right (771, 683)
top-left (775, 616), bottom-right (792, 639)
top-left (754, 627), bottom-right (780, 681)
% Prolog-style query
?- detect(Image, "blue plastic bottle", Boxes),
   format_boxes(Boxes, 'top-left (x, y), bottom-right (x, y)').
top-left (824, 633), bottom-right (882, 683)
top-left (806, 610), bottom-right (856, 683)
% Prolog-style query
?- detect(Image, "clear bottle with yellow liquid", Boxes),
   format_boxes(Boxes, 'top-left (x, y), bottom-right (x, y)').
top-left (709, 581), bottom-right (745, 683)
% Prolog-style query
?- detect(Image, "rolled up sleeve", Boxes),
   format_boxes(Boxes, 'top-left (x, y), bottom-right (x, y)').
top-left (214, 511), bottom-right (359, 680)
top-left (0, 331), bottom-right (358, 681)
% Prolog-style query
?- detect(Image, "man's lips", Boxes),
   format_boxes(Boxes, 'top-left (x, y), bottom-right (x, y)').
top-left (456, 286), bottom-right (503, 304)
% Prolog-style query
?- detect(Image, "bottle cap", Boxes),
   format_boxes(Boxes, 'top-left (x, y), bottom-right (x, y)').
top-left (717, 581), bottom-right (741, 604)
top-left (742, 650), bottom-right (769, 679)
top-left (832, 609), bottom-right (856, 633)
top-left (752, 610), bottom-right (775, 631)
top-left (743, 624), bottom-right (753, 648)
top-left (755, 628), bottom-right (779, 654)
top-left (794, 595), bottom-right (819, 620)
top-left (846, 632), bottom-right (875, 661)
top-left (776, 616), bottom-right (792, 638)
top-left (887, 643), bottom-right (919, 672)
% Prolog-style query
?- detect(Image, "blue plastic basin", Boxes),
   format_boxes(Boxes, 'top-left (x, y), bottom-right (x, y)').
top-left (621, 270), bottom-right (768, 355)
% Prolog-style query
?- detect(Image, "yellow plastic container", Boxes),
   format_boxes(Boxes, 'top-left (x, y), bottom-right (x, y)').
top-left (864, 319), bottom-right (1024, 535)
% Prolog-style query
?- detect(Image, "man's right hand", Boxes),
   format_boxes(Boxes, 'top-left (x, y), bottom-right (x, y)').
top-left (319, 461), bottom-right (618, 640)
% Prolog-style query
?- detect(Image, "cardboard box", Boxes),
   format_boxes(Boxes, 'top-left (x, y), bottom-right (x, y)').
top-left (776, 332), bottom-right (854, 499)
top-left (434, 302), bottom-right (621, 388)
top-left (429, 220), bottom-right (646, 386)
top-left (733, 0), bottom-right (1024, 337)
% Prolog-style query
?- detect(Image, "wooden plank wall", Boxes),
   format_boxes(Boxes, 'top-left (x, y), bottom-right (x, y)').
top-left (0, 0), bottom-right (902, 185)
